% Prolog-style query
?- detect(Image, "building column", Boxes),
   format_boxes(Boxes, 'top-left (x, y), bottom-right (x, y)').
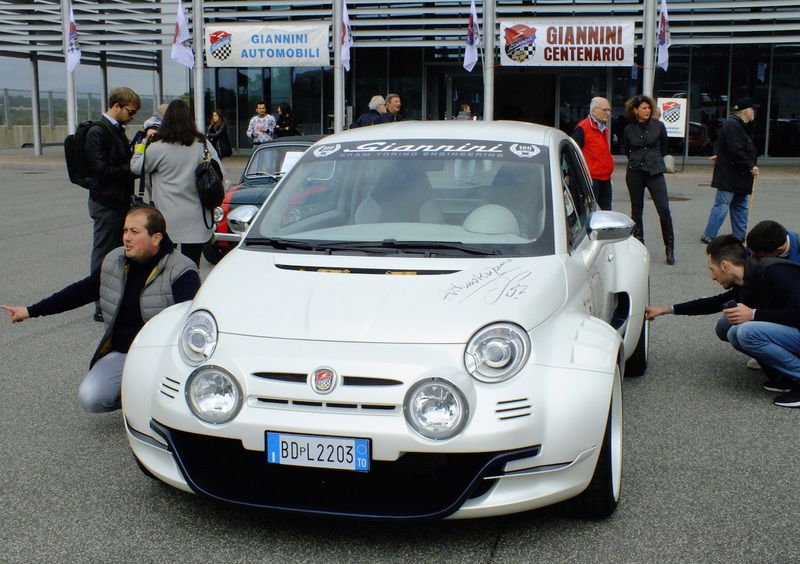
top-left (483, 0), bottom-right (495, 120)
top-left (642, 0), bottom-right (656, 97)
top-left (30, 53), bottom-right (42, 155)
top-left (192, 0), bottom-right (205, 128)
top-left (333, 0), bottom-right (344, 132)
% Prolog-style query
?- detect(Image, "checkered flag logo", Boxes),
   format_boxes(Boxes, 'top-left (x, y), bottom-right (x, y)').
top-left (504, 24), bottom-right (537, 64)
top-left (210, 30), bottom-right (232, 61)
top-left (661, 101), bottom-right (681, 123)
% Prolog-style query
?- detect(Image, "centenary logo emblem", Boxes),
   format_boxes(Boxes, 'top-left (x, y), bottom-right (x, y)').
top-left (209, 31), bottom-right (233, 61)
top-left (509, 143), bottom-right (540, 158)
top-left (661, 101), bottom-right (682, 124)
top-left (310, 367), bottom-right (337, 394)
top-left (505, 24), bottom-right (537, 63)
top-left (313, 144), bottom-right (342, 158)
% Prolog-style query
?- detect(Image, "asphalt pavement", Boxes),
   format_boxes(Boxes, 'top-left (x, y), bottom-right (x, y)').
top-left (1, 148), bottom-right (799, 563)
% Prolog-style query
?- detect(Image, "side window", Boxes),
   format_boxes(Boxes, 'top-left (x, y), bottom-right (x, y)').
top-left (560, 143), bottom-right (594, 247)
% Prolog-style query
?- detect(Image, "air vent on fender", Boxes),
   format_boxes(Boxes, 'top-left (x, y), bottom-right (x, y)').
top-left (496, 398), bottom-right (532, 420)
top-left (160, 376), bottom-right (180, 399)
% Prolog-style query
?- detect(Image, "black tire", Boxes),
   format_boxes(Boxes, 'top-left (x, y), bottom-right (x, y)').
top-left (624, 316), bottom-right (648, 377)
top-left (569, 367), bottom-right (622, 519)
top-left (202, 243), bottom-right (227, 265)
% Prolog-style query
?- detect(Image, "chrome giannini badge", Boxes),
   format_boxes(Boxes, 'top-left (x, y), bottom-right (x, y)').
top-left (309, 367), bottom-right (338, 394)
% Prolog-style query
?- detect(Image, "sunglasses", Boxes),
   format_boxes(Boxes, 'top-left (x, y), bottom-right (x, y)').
top-left (123, 106), bottom-right (138, 116)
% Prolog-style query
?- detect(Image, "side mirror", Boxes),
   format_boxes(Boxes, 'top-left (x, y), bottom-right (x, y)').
top-left (587, 210), bottom-right (635, 243)
top-left (227, 205), bottom-right (259, 236)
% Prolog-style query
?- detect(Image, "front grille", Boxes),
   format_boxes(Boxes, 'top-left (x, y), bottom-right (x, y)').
top-left (254, 396), bottom-right (397, 413)
top-left (152, 420), bottom-right (539, 519)
top-left (253, 372), bottom-right (403, 387)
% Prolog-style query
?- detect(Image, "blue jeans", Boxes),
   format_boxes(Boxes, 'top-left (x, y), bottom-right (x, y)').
top-left (716, 318), bottom-right (800, 383)
top-left (703, 190), bottom-right (749, 240)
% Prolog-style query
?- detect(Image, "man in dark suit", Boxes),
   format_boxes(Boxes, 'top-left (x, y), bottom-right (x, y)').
top-left (84, 86), bottom-right (141, 321)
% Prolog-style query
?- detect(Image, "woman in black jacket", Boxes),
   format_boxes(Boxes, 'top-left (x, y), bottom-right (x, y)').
top-left (623, 95), bottom-right (675, 265)
top-left (274, 103), bottom-right (301, 138)
top-left (206, 109), bottom-right (232, 158)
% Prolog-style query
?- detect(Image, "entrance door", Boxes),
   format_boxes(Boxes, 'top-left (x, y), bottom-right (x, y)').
top-left (493, 72), bottom-right (555, 124)
top-left (428, 67), bottom-right (484, 120)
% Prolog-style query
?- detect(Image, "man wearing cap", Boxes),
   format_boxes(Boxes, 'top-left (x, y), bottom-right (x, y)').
top-left (700, 97), bottom-right (760, 244)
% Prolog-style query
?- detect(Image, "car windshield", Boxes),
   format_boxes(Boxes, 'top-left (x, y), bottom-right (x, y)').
top-left (244, 145), bottom-right (309, 179)
top-left (245, 139), bottom-right (554, 257)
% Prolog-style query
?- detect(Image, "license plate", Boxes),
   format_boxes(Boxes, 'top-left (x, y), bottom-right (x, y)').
top-left (266, 431), bottom-right (370, 472)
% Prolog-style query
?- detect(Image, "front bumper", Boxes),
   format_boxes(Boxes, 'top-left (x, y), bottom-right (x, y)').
top-left (124, 319), bottom-right (616, 519)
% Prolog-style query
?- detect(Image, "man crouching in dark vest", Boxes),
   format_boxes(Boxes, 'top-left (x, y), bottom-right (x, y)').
top-left (1, 206), bottom-right (200, 413)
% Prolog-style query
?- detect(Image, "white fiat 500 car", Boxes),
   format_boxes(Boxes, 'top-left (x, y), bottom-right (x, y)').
top-left (122, 121), bottom-right (649, 520)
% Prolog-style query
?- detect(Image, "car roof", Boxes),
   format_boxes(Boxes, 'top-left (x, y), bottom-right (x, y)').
top-left (326, 120), bottom-right (562, 146)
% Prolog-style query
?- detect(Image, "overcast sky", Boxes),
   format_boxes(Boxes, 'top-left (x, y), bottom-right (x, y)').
top-left (3, 55), bottom-right (190, 100)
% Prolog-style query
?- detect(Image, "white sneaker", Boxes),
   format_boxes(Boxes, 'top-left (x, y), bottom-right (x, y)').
top-left (747, 358), bottom-right (762, 370)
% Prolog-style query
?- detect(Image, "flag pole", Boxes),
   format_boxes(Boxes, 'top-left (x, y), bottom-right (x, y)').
top-left (61, 0), bottom-right (77, 132)
top-left (642, 0), bottom-right (656, 97)
top-left (333, 0), bottom-right (344, 133)
top-left (192, 0), bottom-right (204, 128)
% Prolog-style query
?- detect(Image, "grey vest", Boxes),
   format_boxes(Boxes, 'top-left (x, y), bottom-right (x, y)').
top-left (93, 247), bottom-right (197, 363)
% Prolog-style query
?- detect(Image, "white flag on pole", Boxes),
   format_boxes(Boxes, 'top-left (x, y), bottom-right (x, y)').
top-left (171, 0), bottom-right (195, 69)
top-left (657, 0), bottom-right (671, 71)
top-left (463, 0), bottom-right (480, 72)
top-left (341, 1), bottom-right (353, 71)
top-left (66, 7), bottom-right (81, 72)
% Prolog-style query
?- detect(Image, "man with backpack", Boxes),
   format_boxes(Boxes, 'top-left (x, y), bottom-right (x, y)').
top-left (84, 87), bottom-right (141, 321)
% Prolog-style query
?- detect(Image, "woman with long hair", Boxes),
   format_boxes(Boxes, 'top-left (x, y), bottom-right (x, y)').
top-left (207, 108), bottom-right (232, 158)
top-left (622, 94), bottom-right (676, 265)
top-left (274, 103), bottom-right (301, 138)
top-left (130, 99), bottom-right (223, 266)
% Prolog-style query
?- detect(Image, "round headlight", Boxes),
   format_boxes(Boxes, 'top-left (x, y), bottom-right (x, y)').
top-left (404, 378), bottom-right (468, 440)
top-left (213, 206), bottom-right (224, 223)
top-left (179, 310), bottom-right (218, 366)
top-left (464, 322), bottom-right (530, 383)
top-left (185, 366), bottom-right (242, 424)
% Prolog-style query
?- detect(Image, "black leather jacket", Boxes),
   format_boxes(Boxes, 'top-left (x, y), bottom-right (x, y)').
top-left (711, 115), bottom-right (758, 195)
top-left (623, 118), bottom-right (669, 175)
top-left (84, 116), bottom-right (135, 211)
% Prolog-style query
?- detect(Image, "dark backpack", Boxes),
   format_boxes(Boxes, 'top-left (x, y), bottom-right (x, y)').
top-left (64, 120), bottom-right (109, 189)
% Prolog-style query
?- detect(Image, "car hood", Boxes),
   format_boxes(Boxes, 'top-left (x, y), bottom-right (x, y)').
top-left (195, 249), bottom-right (567, 344)
top-left (229, 182), bottom-right (277, 205)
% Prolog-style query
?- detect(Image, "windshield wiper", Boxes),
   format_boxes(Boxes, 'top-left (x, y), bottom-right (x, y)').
top-left (244, 238), bottom-right (500, 256)
top-left (244, 237), bottom-right (319, 251)
top-left (324, 240), bottom-right (501, 256)
top-left (245, 171), bottom-right (283, 180)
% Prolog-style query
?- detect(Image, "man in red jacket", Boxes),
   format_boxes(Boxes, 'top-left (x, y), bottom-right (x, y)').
top-left (571, 97), bottom-right (615, 210)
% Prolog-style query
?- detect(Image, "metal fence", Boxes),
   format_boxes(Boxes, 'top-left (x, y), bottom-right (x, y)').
top-left (0, 88), bottom-right (180, 129)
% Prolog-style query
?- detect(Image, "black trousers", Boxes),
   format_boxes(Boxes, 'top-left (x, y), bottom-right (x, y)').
top-left (625, 169), bottom-right (674, 246)
top-left (88, 197), bottom-right (126, 274)
top-left (592, 178), bottom-right (613, 211)
top-left (179, 243), bottom-right (203, 267)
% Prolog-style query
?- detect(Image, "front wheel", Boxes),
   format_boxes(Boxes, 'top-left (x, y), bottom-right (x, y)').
top-left (570, 365), bottom-right (622, 519)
